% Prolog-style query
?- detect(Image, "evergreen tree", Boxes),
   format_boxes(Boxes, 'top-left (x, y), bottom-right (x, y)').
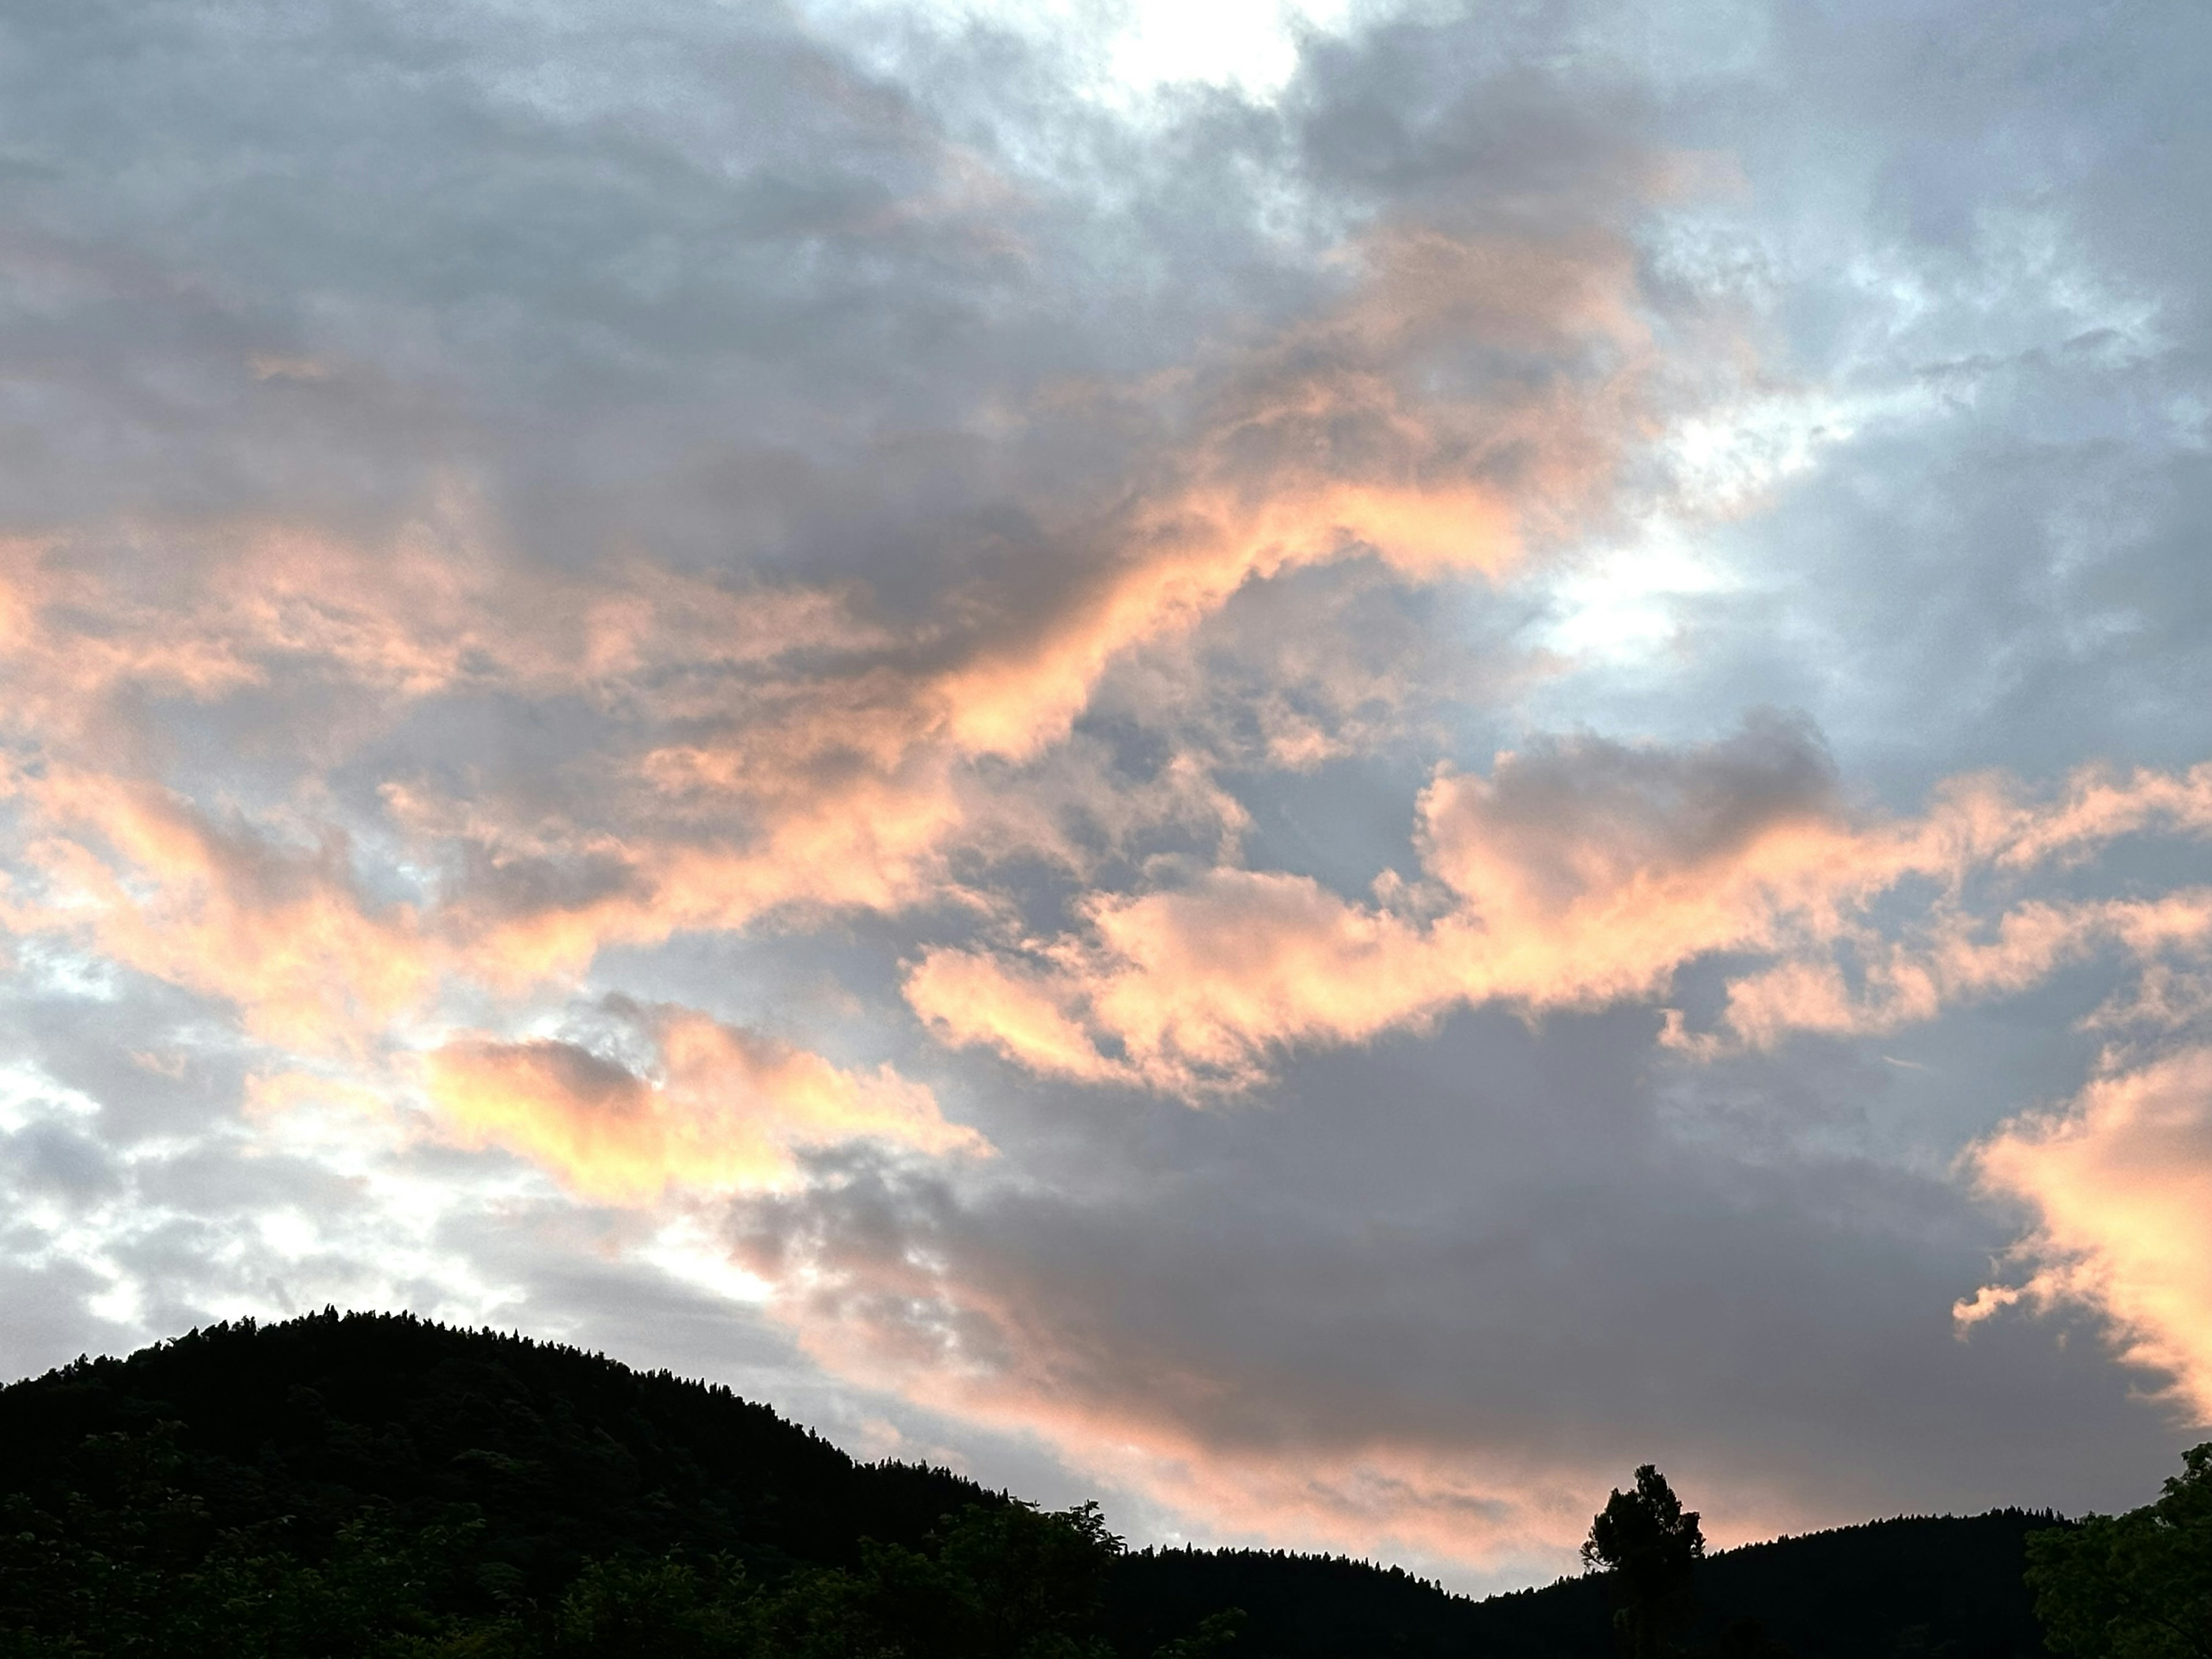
top-left (1584, 1465), bottom-right (1706, 1659)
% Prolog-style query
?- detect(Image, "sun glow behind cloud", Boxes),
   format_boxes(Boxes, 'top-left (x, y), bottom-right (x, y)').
top-left (805, 0), bottom-right (1362, 105)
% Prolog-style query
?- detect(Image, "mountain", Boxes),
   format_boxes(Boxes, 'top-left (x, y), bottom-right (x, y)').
top-left (0, 1311), bottom-right (2066, 1656)
top-left (0, 1307), bottom-right (982, 1593)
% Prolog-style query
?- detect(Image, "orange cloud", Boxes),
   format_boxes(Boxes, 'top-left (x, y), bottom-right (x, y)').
top-left (910, 737), bottom-right (2212, 1093)
top-left (1960, 1046), bottom-right (2212, 1423)
top-left (426, 1005), bottom-right (986, 1205)
top-left (0, 513), bottom-right (870, 729)
top-left (906, 948), bottom-right (1131, 1085)
top-left (0, 204), bottom-right (1664, 1060)
top-left (932, 481), bottom-right (1525, 763)
top-left (1714, 892), bottom-right (2212, 1049)
top-left (1, 767), bottom-right (430, 1052)
top-left (929, 224), bottom-right (1645, 766)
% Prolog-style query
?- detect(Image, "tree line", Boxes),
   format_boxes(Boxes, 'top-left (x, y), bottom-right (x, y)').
top-left (2, 1312), bottom-right (2205, 1657)
top-left (0, 1431), bottom-right (1201, 1658)
top-left (1575, 1450), bottom-right (2209, 1659)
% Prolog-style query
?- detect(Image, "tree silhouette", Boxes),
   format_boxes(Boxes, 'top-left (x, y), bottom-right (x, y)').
top-left (1584, 1465), bottom-right (1706, 1659)
top-left (2028, 1441), bottom-right (2212, 1659)
top-left (0, 1316), bottom-right (2077, 1658)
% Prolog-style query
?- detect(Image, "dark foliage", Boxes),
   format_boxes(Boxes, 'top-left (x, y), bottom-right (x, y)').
top-left (1692, 1510), bottom-right (2071, 1659)
top-left (0, 1312), bottom-right (2080, 1657)
top-left (2027, 1442), bottom-right (2212, 1659)
top-left (1584, 1465), bottom-right (1705, 1657)
top-left (1394, 1512), bottom-right (2070, 1659)
top-left (1107, 1547), bottom-right (1467, 1658)
top-left (0, 1308), bottom-right (982, 1599)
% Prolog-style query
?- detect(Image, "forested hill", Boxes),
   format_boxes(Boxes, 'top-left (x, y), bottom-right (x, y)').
top-left (1108, 1512), bottom-right (2065, 1659)
top-left (0, 1308), bottom-right (986, 1585)
top-left (0, 1312), bottom-right (2065, 1656)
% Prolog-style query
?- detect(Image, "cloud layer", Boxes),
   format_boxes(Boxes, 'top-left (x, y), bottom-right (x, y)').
top-left (1, 0), bottom-right (2209, 1592)
top-left (912, 729), bottom-right (2212, 1092)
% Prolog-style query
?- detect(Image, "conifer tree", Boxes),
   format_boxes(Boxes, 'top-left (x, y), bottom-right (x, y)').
top-left (1584, 1465), bottom-right (1705, 1659)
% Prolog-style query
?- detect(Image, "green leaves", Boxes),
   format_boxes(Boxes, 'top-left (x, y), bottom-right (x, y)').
top-left (2028, 1444), bottom-right (2212, 1659)
top-left (0, 1480), bottom-right (477, 1659)
top-left (461, 1499), bottom-right (1130, 1659)
top-left (0, 1459), bottom-right (1179, 1659)
top-left (0, 1321), bottom-right (1240, 1658)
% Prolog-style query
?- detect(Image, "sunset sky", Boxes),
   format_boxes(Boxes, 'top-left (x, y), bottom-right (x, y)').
top-left (2, 0), bottom-right (2209, 1593)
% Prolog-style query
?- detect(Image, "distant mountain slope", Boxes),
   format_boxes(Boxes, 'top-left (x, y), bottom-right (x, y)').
top-left (1457, 1511), bottom-right (2065, 1659)
top-left (1108, 1546), bottom-right (1484, 1658)
top-left (1110, 1510), bottom-right (2065, 1659)
top-left (0, 1312), bottom-right (2067, 1656)
top-left (1695, 1512), bottom-right (2065, 1658)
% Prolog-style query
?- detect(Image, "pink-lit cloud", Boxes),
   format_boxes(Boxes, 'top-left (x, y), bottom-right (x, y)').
top-left (427, 1003), bottom-right (984, 1205)
top-left (0, 207), bottom-right (1661, 1062)
top-left (2, 0), bottom-right (2206, 1581)
top-left (1961, 1046), bottom-right (2212, 1423)
top-left (911, 729), bottom-right (2212, 1093)
top-left (1, 767), bottom-right (431, 1054)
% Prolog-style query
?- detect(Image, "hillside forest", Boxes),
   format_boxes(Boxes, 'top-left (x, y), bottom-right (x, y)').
top-left (0, 1313), bottom-right (2203, 1658)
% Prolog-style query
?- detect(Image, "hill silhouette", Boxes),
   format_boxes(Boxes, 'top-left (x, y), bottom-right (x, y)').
top-left (0, 1311), bottom-right (2067, 1656)
top-left (1107, 1513), bottom-right (2064, 1658)
top-left (0, 1307), bottom-right (982, 1593)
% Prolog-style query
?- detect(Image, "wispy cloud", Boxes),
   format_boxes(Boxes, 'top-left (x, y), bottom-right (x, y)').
top-left (913, 728), bottom-right (2212, 1093)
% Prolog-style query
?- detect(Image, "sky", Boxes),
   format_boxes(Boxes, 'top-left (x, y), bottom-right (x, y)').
top-left (1, 0), bottom-right (2209, 1594)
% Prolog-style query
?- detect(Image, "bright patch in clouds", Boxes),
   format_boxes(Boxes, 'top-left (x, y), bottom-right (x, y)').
top-left (823, 0), bottom-right (1361, 102)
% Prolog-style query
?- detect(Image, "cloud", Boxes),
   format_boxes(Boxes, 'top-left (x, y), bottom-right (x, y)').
top-left (1, 0), bottom-right (2210, 1592)
top-left (426, 1002), bottom-right (985, 1205)
top-left (0, 183), bottom-right (1669, 1052)
top-left (1, 767), bottom-right (431, 1054)
top-left (725, 1046), bottom-right (2168, 1582)
top-left (1962, 1046), bottom-right (2212, 1423)
top-left (911, 725), bottom-right (2212, 1092)
top-left (730, 1147), bottom-right (1620, 1577)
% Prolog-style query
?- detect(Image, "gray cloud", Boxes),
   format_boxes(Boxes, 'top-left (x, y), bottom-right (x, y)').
top-left (0, 0), bottom-right (2207, 1592)
top-left (732, 1008), bottom-right (2181, 1584)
